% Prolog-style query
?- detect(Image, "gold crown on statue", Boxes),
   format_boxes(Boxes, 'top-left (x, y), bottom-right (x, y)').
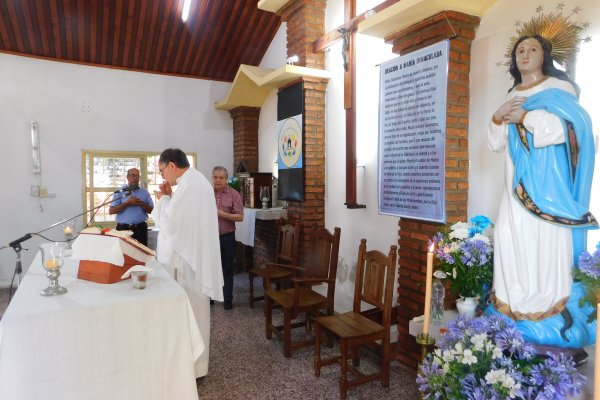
top-left (500, 3), bottom-right (592, 68)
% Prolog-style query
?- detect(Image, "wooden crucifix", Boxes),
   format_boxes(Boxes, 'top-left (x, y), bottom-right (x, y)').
top-left (313, 0), bottom-right (399, 209)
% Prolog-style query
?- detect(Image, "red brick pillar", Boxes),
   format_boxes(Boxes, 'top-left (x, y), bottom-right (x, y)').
top-left (230, 106), bottom-right (260, 173)
top-left (278, 0), bottom-right (327, 263)
top-left (384, 11), bottom-right (480, 369)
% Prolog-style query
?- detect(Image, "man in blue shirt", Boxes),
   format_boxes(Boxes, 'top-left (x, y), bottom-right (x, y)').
top-left (109, 168), bottom-right (154, 246)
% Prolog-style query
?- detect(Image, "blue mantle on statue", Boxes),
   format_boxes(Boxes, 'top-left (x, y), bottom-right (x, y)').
top-left (486, 282), bottom-right (596, 348)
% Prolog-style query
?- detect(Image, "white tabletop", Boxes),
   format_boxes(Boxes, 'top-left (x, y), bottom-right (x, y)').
top-left (0, 252), bottom-right (203, 400)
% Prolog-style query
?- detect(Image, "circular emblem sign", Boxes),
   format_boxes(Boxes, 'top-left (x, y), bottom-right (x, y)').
top-left (278, 118), bottom-right (302, 168)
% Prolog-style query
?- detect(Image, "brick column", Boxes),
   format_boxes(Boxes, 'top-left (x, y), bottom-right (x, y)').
top-left (278, 0), bottom-right (327, 263)
top-left (384, 11), bottom-right (480, 369)
top-left (230, 106), bottom-right (260, 173)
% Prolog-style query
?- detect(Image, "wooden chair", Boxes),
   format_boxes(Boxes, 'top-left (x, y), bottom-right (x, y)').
top-left (264, 225), bottom-right (341, 358)
top-left (314, 239), bottom-right (397, 400)
top-left (247, 219), bottom-right (301, 308)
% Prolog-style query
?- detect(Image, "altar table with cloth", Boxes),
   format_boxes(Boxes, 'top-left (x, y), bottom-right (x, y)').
top-left (0, 251), bottom-right (204, 400)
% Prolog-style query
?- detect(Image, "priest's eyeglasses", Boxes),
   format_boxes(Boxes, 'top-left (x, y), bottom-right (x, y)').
top-left (158, 163), bottom-right (169, 175)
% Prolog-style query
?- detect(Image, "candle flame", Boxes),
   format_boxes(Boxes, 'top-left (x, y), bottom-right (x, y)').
top-left (429, 243), bottom-right (435, 253)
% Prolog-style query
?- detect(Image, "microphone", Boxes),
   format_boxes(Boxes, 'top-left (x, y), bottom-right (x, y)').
top-left (113, 185), bottom-right (139, 194)
top-left (9, 233), bottom-right (32, 249)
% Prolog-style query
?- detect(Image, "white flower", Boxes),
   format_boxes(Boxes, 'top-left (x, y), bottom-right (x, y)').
top-left (449, 222), bottom-right (470, 240)
top-left (449, 242), bottom-right (460, 253)
top-left (470, 333), bottom-right (487, 351)
top-left (461, 349), bottom-right (477, 365)
top-left (509, 383), bottom-right (522, 399)
top-left (452, 267), bottom-right (457, 279)
top-left (442, 363), bottom-right (450, 374)
top-left (491, 346), bottom-right (503, 359)
top-left (442, 350), bottom-right (454, 363)
top-left (485, 369), bottom-right (507, 385)
top-left (453, 342), bottom-right (464, 354)
top-left (470, 233), bottom-right (490, 245)
top-left (485, 369), bottom-right (518, 394)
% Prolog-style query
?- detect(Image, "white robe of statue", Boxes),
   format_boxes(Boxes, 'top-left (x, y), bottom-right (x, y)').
top-left (488, 77), bottom-right (576, 320)
top-left (152, 167), bottom-right (224, 377)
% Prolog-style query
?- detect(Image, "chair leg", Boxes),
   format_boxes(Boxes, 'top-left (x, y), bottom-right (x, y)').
top-left (314, 322), bottom-right (322, 377)
top-left (283, 309), bottom-right (292, 358)
top-left (382, 337), bottom-right (390, 387)
top-left (248, 272), bottom-right (255, 308)
top-left (265, 296), bottom-right (272, 340)
top-left (339, 339), bottom-right (348, 400)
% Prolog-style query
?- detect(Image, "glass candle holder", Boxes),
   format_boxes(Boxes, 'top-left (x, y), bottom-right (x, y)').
top-left (259, 186), bottom-right (270, 209)
top-left (40, 242), bottom-right (68, 296)
top-left (62, 221), bottom-right (76, 249)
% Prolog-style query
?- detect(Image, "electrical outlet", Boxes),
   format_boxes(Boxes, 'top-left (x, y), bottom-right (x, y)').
top-left (30, 185), bottom-right (40, 197)
top-left (39, 187), bottom-right (48, 198)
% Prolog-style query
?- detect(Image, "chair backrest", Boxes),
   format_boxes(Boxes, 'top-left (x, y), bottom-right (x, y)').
top-left (275, 218), bottom-right (301, 266)
top-left (353, 239), bottom-right (397, 328)
top-left (307, 225), bottom-right (341, 281)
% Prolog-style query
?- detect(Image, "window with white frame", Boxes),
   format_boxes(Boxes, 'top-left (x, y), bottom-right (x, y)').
top-left (81, 150), bottom-right (196, 226)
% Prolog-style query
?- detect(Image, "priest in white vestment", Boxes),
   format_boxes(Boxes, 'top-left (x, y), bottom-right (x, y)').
top-left (151, 148), bottom-right (224, 377)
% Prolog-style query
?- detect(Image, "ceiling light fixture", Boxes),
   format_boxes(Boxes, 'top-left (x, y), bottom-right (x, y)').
top-left (182, 0), bottom-right (192, 22)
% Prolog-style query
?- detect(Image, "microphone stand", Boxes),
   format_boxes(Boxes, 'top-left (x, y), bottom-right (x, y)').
top-left (2, 190), bottom-right (134, 291)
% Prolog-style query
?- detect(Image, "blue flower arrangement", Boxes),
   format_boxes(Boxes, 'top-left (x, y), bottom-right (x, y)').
top-left (417, 314), bottom-right (586, 399)
top-left (574, 243), bottom-right (600, 321)
top-left (430, 215), bottom-right (494, 299)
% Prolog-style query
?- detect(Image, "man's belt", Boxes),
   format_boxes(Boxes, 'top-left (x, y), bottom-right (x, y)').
top-left (116, 222), bottom-right (147, 229)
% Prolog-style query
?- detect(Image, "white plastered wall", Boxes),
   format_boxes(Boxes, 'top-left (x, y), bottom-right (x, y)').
top-left (0, 54), bottom-right (232, 285)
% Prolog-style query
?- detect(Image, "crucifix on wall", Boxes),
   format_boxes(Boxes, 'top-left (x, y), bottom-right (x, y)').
top-left (313, 0), bottom-right (399, 208)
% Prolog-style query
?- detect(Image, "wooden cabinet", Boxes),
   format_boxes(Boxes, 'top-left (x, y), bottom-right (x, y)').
top-left (242, 172), bottom-right (272, 209)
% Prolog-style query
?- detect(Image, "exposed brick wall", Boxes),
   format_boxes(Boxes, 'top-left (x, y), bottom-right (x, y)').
top-left (253, 219), bottom-right (279, 269)
top-left (385, 11), bottom-right (480, 369)
top-left (279, 0), bottom-right (326, 69)
top-left (230, 106), bottom-right (260, 173)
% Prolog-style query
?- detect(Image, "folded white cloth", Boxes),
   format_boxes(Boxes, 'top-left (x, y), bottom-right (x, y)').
top-left (121, 265), bottom-right (154, 279)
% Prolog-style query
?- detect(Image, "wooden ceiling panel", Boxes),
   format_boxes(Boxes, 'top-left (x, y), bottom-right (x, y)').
top-left (0, 0), bottom-right (282, 82)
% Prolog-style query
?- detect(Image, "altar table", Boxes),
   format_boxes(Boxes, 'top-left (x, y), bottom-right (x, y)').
top-left (0, 252), bottom-right (203, 400)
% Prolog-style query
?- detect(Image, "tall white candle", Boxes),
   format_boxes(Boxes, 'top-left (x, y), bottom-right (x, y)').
top-left (594, 304), bottom-right (599, 399)
top-left (423, 244), bottom-right (434, 336)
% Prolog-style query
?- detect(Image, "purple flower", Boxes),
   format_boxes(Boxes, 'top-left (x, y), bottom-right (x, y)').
top-left (459, 239), bottom-right (492, 267)
top-left (578, 248), bottom-right (600, 278)
top-left (528, 352), bottom-right (586, 398)
top-left (418, 315), bottom-right (584, 400)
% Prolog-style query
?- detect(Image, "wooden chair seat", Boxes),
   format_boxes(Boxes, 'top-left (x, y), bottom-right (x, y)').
top-left (266, 287), bottom-right (327, 310)
top-left (248, 219), bottom-right (300, 308)
top-left (314, 240), bottom-right (397, 400)
top-left (316, 313), bottom-right (384, 339)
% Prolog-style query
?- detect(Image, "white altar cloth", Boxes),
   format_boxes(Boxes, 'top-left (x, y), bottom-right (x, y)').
top-left (0, 252), bottom-right (204, 400)
top-left (235, 207), bottom-right (288, 246)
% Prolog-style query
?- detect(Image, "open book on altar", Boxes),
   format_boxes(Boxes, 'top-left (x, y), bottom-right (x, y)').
top-left (71, 227), bottom-right (156, 284)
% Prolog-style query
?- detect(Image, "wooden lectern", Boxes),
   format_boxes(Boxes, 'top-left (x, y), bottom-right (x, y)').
top-left (71, 228), bottom-right (155, 284)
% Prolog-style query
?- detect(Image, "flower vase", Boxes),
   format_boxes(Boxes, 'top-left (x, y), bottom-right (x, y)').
top-left (456, 296), bottom-right (477, 318)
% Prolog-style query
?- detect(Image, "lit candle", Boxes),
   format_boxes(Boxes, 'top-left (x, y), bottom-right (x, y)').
top-left (595, 304), bottom-right (599, 398)
top-left (63, 226), bottom-right (73, 236)
top-left (45, 258), bottom-right (59, 270)
top-left (423, 243), bottom-right (434, 336)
